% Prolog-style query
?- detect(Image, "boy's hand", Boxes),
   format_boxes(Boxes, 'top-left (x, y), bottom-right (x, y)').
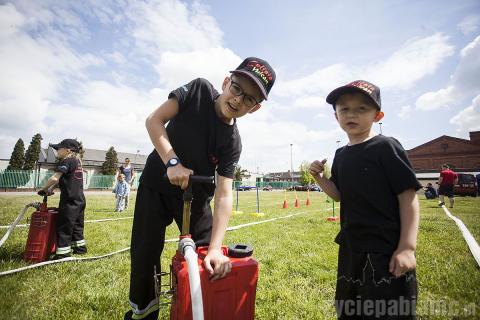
top-left (167, 164), bottom-right (194, 190)
top-left (203, 248), bottom-right (232, 281)
top-left (389, 248), bottom-right (416, 278)
top-left (309, 159), bottom-right (327, 178)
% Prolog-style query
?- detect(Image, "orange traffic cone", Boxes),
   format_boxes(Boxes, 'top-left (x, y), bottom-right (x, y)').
top-left (327, 216), bottom-right (340, 222)
top-left (306, 198), bottom-right (310, 206)
top-left (294, 198), bottom-right (299, 208)
top-left (282, 200), bottom-right (288, 209)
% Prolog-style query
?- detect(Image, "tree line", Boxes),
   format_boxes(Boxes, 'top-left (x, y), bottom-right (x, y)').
top-left (6, 134), bottom-right (119, 176)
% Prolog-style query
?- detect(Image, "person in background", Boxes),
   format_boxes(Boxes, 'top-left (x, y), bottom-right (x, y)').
top-left (476, 172), bottom-right (480, 196)
top-left (423, 182), bottom-right (437, 199)
top-left (113, 173), bottom-right (129, 212)
top-left (438, 164), bottom-right (458, 208)
top-left (117, 158), bottom-right (136, 209)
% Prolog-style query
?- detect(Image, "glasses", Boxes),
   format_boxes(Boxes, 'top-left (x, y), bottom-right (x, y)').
top-left (229, 80), bottom-right (261, 108)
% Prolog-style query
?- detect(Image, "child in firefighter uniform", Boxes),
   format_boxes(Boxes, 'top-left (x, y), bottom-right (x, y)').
top-left (125, 57), bottom-right (276, 320)
top-left (38, 138), bottom-right (87, 259)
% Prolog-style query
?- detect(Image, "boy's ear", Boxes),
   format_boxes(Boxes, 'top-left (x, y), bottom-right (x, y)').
top-left (222, 76), bottom-right (230, 91)
top-left (334, 112), bottom-right (339, 121)
top-left (249, 104), bottom-right (262, 114)
top-left (374, 111), bottom-right (384, 122)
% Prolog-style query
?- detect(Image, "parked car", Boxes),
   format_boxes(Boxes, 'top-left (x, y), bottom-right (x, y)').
top-left (453, 173), bottom-right (477, 197)
top-left (236, 185), bottom-right (256, 191)
top-left (287, 185), bottom-right (321, 191)
top-left (263, 185), bottom-right (273, 191)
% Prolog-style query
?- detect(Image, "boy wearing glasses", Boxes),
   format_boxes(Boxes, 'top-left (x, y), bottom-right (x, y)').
top-left (309, 80), bottom-right (421, 319)
top-left (125, 57), bottom-right (275, 320)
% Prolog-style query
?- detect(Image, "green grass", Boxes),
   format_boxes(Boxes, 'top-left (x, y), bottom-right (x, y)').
top-left (0, 191), bottom-right (479, 319)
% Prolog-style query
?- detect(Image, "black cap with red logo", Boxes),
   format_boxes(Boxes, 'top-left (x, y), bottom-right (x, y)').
top-left (326, 80), bottom-right (382, 110)
top-left (49, 139), bottom-right (81, 153)
top-left (230, 57), bottom-right (276, 100)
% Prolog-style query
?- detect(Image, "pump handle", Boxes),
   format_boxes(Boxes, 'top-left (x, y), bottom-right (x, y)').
top-left (163, 174), bottom-right (214, 185)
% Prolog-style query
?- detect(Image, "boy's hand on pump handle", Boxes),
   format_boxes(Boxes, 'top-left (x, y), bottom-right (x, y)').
top-left (166, 164), bottom-right (194, 190)
top-left (309, 159), bottom-right (328, 178)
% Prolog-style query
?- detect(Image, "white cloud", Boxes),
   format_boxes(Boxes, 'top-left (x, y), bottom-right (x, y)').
top-left (366, 33), bottom-right (455, 89)
top-left (458, 15), bottom-right (480, 35)
top-left (0, 3), bottom-right (102, 146)
top-left (274, 33), bottom-right (454, 105)
top-left (450, 94), bottom-right (480, 134)
top-left (275, 64), bottom-right (351, 98)
top-left (237, 116), bottom-right (344, 172)
top-left (416, 35), bottom-right (480, 111)
top-left (126, 0), bottom-right (223, 57)
top-left (155, 47), bottom-right (241, 89)
top-left (292, 96), bottom-right (328, 109)
top-left (0, 1), bottom-right (235, 159)
top-left (398, 105), bottom-right (412, 119)
top-left (107, 51), bottom-right (127, 64)
top-left (416, 86), bottom-right (458, 111)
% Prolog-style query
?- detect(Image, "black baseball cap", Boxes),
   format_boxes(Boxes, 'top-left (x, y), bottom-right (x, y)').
top-left (50, 139), bottom-right (81, 153)
top-left (326, 80), bottom-right (381, 110)
top-left (230, 57), bottom-right (276, 100)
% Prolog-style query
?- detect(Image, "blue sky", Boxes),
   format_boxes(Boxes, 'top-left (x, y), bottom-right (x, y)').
top-left (1, 0), bottom-right (479, 173)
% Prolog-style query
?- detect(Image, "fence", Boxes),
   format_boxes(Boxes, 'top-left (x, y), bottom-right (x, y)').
top-left (0, 170), bottom-right (140, 190)
top-left (233, 180), bottom-right (299, 190)
top-left (0, 170), bottom-right (299, 190)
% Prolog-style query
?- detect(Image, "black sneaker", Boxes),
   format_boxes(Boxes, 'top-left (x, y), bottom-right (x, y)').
top-left (72, 246), bottom-right (87, 255)
top-left (124, 310), bottom-right (159, 320)
top-left (50, 253), bottom-right (71, 260)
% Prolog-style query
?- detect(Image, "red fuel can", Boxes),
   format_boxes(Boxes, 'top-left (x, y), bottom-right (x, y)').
top-left (24, 203), bottom-right (57, 263)
top-left (170, 244), bottom-right (259, 320)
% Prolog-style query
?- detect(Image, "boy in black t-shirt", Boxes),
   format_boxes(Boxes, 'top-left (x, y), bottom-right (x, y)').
top-left (125, 57), bottom-right (276, 320)
top-left (310, 80), bottom-right (421, 319)
top-left (38, 139), bottom-right (87, 259)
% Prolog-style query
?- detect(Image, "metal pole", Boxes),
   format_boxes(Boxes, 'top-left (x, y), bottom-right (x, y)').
top-left (336, 140), bottom-right (340, 149)
top-left (256, 186), bottom-right (260, 213)
top-left (134, 150), bottom-right (139, 168)
top-left (379, 122), bottom-right (383, 135)
top-left (290, 143), bottom-right (293, 182)
top-left (236, 186), bottom-right (239, 211)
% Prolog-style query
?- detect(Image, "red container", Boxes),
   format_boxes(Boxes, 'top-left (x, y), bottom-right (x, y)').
top-left (170, 245), bottom-right (259, 320)
top-left (24, 203), bottom-right (57, 263)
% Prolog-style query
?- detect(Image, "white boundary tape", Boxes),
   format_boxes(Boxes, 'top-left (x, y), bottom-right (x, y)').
top-left (441, 205), bottom-right (480, 268)
top-left (0, 216), bottom-right (134, 229)
top-left (0, 210), bottom-right (313, 277)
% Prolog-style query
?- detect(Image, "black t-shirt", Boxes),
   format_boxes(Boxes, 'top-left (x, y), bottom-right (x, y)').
top-left (330, 135), bottom-right (422, 254)
top-left (140, 78), bottom-right (242, 201)
top-left (55, 157), bottom-right (85, 203)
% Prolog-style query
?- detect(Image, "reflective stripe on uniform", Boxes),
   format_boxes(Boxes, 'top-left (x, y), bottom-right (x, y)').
top-left (130, 298), bottom-right (159, 320)
top-left (71, 239), bottom-right (86, 247)
top-left (56, 246), bottom-right (71, 254)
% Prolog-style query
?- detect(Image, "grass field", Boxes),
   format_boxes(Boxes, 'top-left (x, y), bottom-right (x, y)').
top-left (0, 191), bottom-right (479, 319)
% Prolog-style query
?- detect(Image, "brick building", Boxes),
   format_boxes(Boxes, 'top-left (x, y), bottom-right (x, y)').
top-left (407, 131), bottom-right (480, 172)
top-left (407, 131), bottom-right (480, 184)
